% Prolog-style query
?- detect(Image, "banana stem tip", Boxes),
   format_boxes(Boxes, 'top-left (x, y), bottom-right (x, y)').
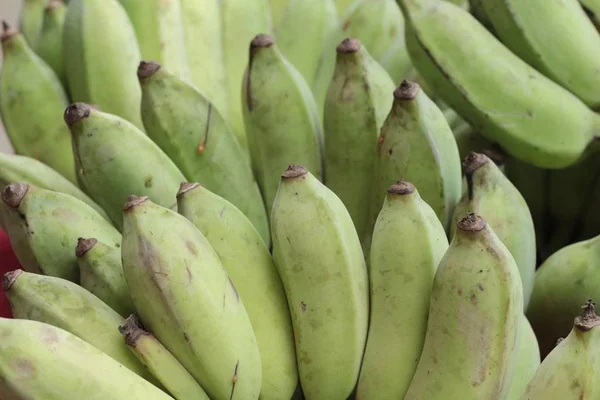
top-left (2, 269), bottom-right (22, 292)
top-left (337, 38), bottom-right (361, 54)
top-left (75, 238), bottom-right (98, 258)
top-left (119, 315), bottom-right (149, 347)
top-left (177, 182), bottom-right (200, 198)
top-left (2, 182), bottom-right (29, 208)
top-left (282, 164), bottom-right (307, 179)
top-left (457, 212), bottom-right (486, 232)
top-left (575, 300), bottom-right (600, 331)
top-left (388, 180), bottom-right (415, 195)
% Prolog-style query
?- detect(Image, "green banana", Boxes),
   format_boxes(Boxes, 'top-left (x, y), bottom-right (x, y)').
top-left (369, 80), bottom-right (461, 244)
top-left (356, 180), bottom-right (449, 399)
top-left (481, 0), bottom-right (600, 109)
top-left (334, 0), bottom-right (355, 14)
top-left (76, 237), bottom-right (135, 318)
top-left (19, 0), bottom-right (46, 45)
top-left (0, 23), bottom-right (76, 184)
top-left (138, 61), bottom-right (270, 246)
top-left (523, 300), bottom-right (600, 399)
top-left (526, 234), bottom-right (600, 358)
top-left (34, 0), bottom-right (67, 88)
top-left (0, 152), bottom-right (108, 220)
top-left (468, 0), bottom-right (495, 31)
top-left (270, 164), bottom-right (369, 399)
top-left (242, 35), bottom-right (323, 217)
top-left (119, 315), bottom-right (210, 400)
top-left (324, 38), bottom-right (395, 244)
top-left (63, 0), bottom-right (144, 130)
top-left (0, 183), bottom-right (121, 283)
top-left (65, 102), bottom-right (186, 230)
top-left (581, 0), bottom-right (600, 28)
top-left (452, 120), bottom-right (495, 161)
top-left (404, 213), bottom-right (523, 399)
top-left (118, 0), bottom-right (190, 83)
top-left (339, 0), bottom-right (412, 84)
top-left (443, 107), bottom-right (465, 130)
top-left (506, 314), bottom-right (540, 400)
top-left (399, 0), bottom-right (600, 168)
top-left (451, 152), bottom-right (536, 310)
top-left (121, 195), bottom-right (262, 400)
top-left (268, 0), bottom-right (289, 27)
top-left (0, 318), bottom-right (173, 400)
top-left (176, 182), bottom-right (297, 400)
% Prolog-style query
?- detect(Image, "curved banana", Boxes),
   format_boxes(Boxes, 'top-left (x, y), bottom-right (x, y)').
top-left (399, 0), bottom-right (600, 168)
top-left (270, 164), bottom-right (369, 399)
top-left (324, 38), bottom-right (395, 245)
top-left (480, 0), bottom-right (600, 109)
top-left (404, 213), bottom-right (523, 399)
top-left (19, 0), bottom-right (46, 45)
top-left (34, 0), bottom-right (67, 87)
top-left (0, 183), bottom-right (121, 283)
top-left (0, 23), bottom-right (76, 184)
top-left (176, 182), bottom-right (297, 400)
top-left (65, 102), bottom-right (186, 230)
top-left (121, 196), bottom-right (262, 400)
top-left (138, 61), bottom-right (270, 246)
top-left (506, 314), bottom-right (540, 400)
top-left (242, 35), bottom-right (323, 217)
top-left (63, 0), bottom-right (144, 130)
top-left (356, 180), bottom-right (448, 399)
top-left (0, 318), bottom-right (172, 400)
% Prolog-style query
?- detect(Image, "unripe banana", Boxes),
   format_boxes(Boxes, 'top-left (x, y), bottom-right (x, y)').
top-left (468, 0), bottom-right (495, 31)
top-left (451, 152), bottom-right (536, 309)
top-left (34, 0), bottom-right (67, 87)
top-left (138, 61), bottom-right (270, 246)
top-left (506, 314), bottom-right (540, 400)
top-left (369, 80), bottom-right (461, 246)
top-left (65, 102), bottom-right (186, 230)
top-left (268, 0), bottom-right (288, 27)
top-left (481, 0), bottom-right (600, 109)
top-left (0, 152), bottom-right (108, 220)
top-left (119, 315), bottom-right (210, 400)
top-left (121, 195), bottom-right (262, 400)
top-left (452, 121), bottom-right (494, 160)
top-left (0, 23), bottom-right (76, 184)
top-left (404, 213), bottom-right (523, 400)
top-left (523, 300), bottom-right (600, 399)
top-left (334, 0), bottom-right (355, 14)
top-left (2, 270), bottom-right (156, 384)
top-left (118, 0), bottom-right (190, 83)
top-left (176, 182), bottom-right (297, 400)
top-left (399, 0), bottom-right (600, 168)
top-left (270, 164), bottom-right (369, 400)
top-left (63, 0), bottom-right (144, 130)
top-left (243, 35), bottom-right (323, 217)
top-left (0, 318), bottom-right (173, 400)
top-left (324, 38), bottom-right (395, 244)
top-left (527, 234), bottom-right (600, 358)
top-left (356, 180), bottom-right (449, 399)
top-left (19, 0), bottom-right (46, 45)
top-left (76, 237), bottom-right (135, 318)
top-left (581, 0), bottom-right (600, 28)
top-left (0, 183), bottom-right (121, 282)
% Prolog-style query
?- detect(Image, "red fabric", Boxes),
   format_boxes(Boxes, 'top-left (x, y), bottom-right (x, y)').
top-left (0, 229), bottom-right (21, 318)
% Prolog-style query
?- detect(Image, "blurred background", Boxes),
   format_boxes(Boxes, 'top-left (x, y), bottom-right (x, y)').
top-left (0, 0), bottom-right (23, 154)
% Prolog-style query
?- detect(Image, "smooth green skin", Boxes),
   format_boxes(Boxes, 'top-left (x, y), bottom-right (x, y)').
top-left (63, 0), bottom-right (144, 130)
top-left (222, 0), bottom-right (272, 152)
top-left (1, 185), bottom-right (121, 283)
top-left (369, 85), bottom-right (462, 248)
top-left (119, 0), bottom-right (190, 83)
top-left (268, 0), bottom-right (289, 27)
top-left (0, 32), bottom-right (76, 184)
top-left (0, 319), bottom-right (173, 400)
top-left (243, 41), bottom-right (323, 217)
top-left (334, 0), bottom-right (356, 14)
top-left (69, 107), bottom-right (186, 230)
top-left (506, 315), bottom-right (540, 400)
top-left (324, 43), bottom-right (395, 244)
top-left (481, 0), bottom-right (600, 109)
top-left (526, 235), bottom-right (600, 358)
top-left (121, 199), bottom-right (262, 400)
top-left (451, 156), bottom-right (536, 310)
top-left (19, 0), bottom-right (46, 45)
top-left (340, 0), bottom-right (412, 84)
top-left (34, 1), bottom-right (67, 88)
top-left (124, 329), bottom-right (209, 400)
top-left (0, 152), bottom-right (108, 220)
top-left (177, 184), bottom-right (297, 400)
top-left (356, 186), bottom-right (448, 399)
top-left (522, 321), bottom-right (600, 399)
top-left (140, 67), bottom-right (270, 246)
top-left (400, 0), bottom-right (600, 168)
top-left (5, 271), bottom-right (156, 385)
top-left (404, 220), bottom-right (523, 400)
top-left (77, 240), bottom-right (135, 318)
top-left (271, 170), bottom-right (369, 400)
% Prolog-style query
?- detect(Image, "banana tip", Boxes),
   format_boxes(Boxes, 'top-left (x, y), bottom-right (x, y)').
top-left (251, 34), bottom-right (274, 49)
top-left (2, 182), bottom-right (29, 208)
top-left (177, 182), bottom-right (200, 198)
top-left (457, 212), bottom-right (486, 232)
top-left (388, 180), bottom-right (415, 195)
top-left (64, 103), bottom-right (91, 127)
top-left (75, 237), bottom-right (98, 258)
top-left (137, 61), bottom-right (161, 80)
top-left (463, 152), bottom-right (490, 175)
top-left (123, 195), bottom-right (149, 211)
top-left (1, 21), bottom-right (17, 42)
top-left (575, 300), bottom-right (600, 331)
top-left (337, 38), bottom-right (361, 54)
top-left (2, 269), bottom-right (22, 292)
top-left (394, 80), bottom-right (420, 100)
top-left (119, 315), bottom-right (148, 346)
top-left (282, 164), bottom-right (307, 179)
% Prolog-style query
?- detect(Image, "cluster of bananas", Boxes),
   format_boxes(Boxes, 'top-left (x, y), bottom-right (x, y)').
top-left (0, 0), bottom-right (599, 399)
